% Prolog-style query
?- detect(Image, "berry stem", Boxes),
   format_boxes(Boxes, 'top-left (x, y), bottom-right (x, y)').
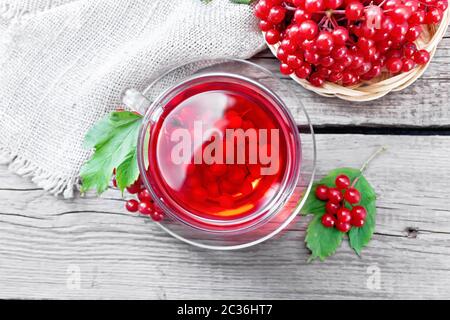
top-left (330, 16), bottom-right (339, 28)
top-left (283, 4), bottom-right (296, 11)
top-left (359, 145), bottom-right (388, 174)
top-left (351, 145), bottom-right (387, 188)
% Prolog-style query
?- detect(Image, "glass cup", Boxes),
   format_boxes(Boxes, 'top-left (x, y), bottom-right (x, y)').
top-left (122, 59), bottom-right (316, 250)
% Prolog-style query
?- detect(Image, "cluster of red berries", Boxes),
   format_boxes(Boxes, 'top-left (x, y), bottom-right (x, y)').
top-left (171, 108), bottom-right (266, 210)
top-left (254, 0), bottom-right (447, 87)
top-left (315, 174), bottom-right (367, 232)
top-left (112, 172), bottom-right (164, 222)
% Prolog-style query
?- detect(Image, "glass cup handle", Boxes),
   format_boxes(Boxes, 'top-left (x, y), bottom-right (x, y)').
top-left (121, 88), bottom-right (152, 115)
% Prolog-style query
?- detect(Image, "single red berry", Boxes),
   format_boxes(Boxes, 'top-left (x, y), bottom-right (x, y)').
top-left (325, 0), bottom-right (343, 10)
top-left (280, 39), bottom-right (296, 54)
top-left (315, 185), bottom-right (329, 201)
top-left (351, 205), bottom-right (367, 220)
top-left (304, 0), bottom-right (324, 13)
top-left (286, 54), bottom-right (302, 69)
top-left (258, 20), bottom-right (272, 32)
top-left (331, 46), bottom-right (348, 61)
top-left (138, 189), bottom-right (152, 202)
top-left (320, 56), bottom-right (335, 67)
top-left (342, 70), bottom-right (357, 86)
top-left (404, 0), bottom-right (419, 12)
top-left (309, 73), bottom-right (325, 87)
top-left (280, 63), bottom-right (294, 75)
top-left (389, 5), bottom-right (412, 24)
top-left (298, 20), bottom-right (319, 41)
top-left (328, 187), bottom-right (343, 204)
top-left (326, 201), bottom-right (340, 215)
top-left (125, 199), bottom-right (139, 212)
top-left (346, 1), bottom-right (364, 21)
top-left (254, 1), bottom-right (270, 20)
top-left (344, 188), bottom-right (361, 204)
top-left (126, 177), bottom-right (143, 194)
top-left (361, 64), bottom-right (382, 81)
top-left (409, 10), bottom-right (425, 25)
top-left (403, 42), bottom-right (417, 58)
top-left (436, 0), bottom-right (448, 11)
top-left (267, 5), bottom-right (286, 24)
top-left (138, 200), bottom-right (154, 215)
top-left (321, 214), bottom-right (336, 228)
top-left (316, 31), bottom-right (334, 53)
top-left (337, 207), bottom-right (352, 223)
top-left (277, 47), bottom-right (288, 62)
top-left (402, 58), bottom-right (415, 72)
top-left (317, 66), bottom-right (332, 78)
top-left (332, 27), bottom-right (349, 46)
top-left (304, 50), bottom-right (320, 64)
top-left (413, 50), bottom-right (430, 65)
top-left (336, 221), bottom-right (351, 233)
top-left (351, 218), bottom-right (365, 228)
top-left (405, 25), bottom-right (422, 42)
top-left (295, 63), bottom-right (312, 79)
top-left (386, 57), bottom-right (403, 73)
top-left (265, 29), bottom-right (281, 45)
top-left (329, 72), bottom-right (343, 83)
top-left (335, 174), bottom-right (350, 190)
top-left (150, 209), bottom-right (164, 222)
top-left (350, 53), bottom-right (364, 70)
top-left (294, 8), bottom-right (312, 24)
top-left (426, 7), bottom-right (443, 24)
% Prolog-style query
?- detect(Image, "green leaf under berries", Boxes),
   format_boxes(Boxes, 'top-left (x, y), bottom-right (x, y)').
top-left (80, 111), bottom-right (142, 194)
top-left (301, 167), bottom-right (377, 261)
top-left (348, 177), bottom-right (377, 256)
top-left (306, 214), bottom-right (345, 262)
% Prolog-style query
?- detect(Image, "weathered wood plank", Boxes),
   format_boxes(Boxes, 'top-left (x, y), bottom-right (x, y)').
top-left (248, 33), bottom-right (450, 127)
top-left (1, 134), bottom-right (450, 299)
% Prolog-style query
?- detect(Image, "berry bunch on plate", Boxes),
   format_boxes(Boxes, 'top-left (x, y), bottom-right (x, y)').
top-left (315, 174), bottom-right (367, 233)
top-left (254, 0), bottom-right (448, 87)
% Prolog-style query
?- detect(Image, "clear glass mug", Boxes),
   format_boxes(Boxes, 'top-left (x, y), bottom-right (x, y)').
top-left (122, 59), bottom-right (316, 250)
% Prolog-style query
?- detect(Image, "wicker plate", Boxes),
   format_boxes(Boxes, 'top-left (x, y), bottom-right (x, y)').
top-left (265, 8), bottom-right (450, 102)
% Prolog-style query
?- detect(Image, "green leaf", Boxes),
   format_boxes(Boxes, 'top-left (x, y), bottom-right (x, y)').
top-left (116, 149), bottom-right (140, 192)
top-left (306, 214), bottom-right (345, 262)
top-left (80, 111), bottom-right (142, 194)
top-left (348, 176), bottom-right (377, 255)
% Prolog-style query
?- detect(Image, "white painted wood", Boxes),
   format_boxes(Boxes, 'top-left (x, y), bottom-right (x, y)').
top-left (249, 33), bottom-right (450, 127)
top-left (1, 135), bottom-right (450, 299)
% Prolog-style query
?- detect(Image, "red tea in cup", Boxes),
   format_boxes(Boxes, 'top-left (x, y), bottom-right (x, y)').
top-left (143, 75), bottom-right (300, 229)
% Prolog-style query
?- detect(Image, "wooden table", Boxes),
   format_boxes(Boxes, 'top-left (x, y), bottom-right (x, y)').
top-left (1, 31), bottom-right (449, 300)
